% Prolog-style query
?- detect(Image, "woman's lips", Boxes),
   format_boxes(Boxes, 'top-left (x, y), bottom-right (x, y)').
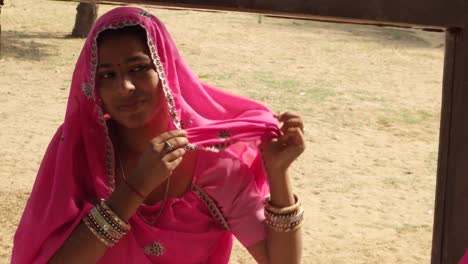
top-left (118, 99), bottom-right (145, 112)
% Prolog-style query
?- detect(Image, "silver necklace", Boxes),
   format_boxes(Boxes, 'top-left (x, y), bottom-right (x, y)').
top-left (115, 148), bottom-right (171, 226)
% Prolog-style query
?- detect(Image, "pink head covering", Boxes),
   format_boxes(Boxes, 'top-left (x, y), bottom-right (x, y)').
top-left (12, 6), bottom-right (279, 263)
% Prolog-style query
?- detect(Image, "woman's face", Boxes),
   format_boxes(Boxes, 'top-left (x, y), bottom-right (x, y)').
top-left (97, 32), bottom-right (163, 129)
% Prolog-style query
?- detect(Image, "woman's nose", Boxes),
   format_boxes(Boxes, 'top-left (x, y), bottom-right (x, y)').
top-left (119, 76), bottom-right (135, 95)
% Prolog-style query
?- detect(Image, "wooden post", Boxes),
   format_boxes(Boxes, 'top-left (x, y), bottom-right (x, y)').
top-left (432, 27), bottom-right (468, 263)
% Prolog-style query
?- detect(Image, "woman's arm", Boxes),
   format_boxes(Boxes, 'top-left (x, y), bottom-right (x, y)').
top-left (246, 173), bottom-right (302, 264)
top-left (49, 184), bottom-right (142, 264)
top-left (266, 171), bottom-right (302, 263)
top-left (50, 130), bottom-right (188, 263)
top-left (247, 112), bottom-right (305, 264)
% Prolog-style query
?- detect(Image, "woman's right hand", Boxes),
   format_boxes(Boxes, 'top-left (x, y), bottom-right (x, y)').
top-left (127, 129), bottom-right (189, 198)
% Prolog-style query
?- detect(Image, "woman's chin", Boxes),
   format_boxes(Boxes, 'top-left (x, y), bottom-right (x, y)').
top-left (109, 105), bottom-right (165, 130)
top-left (113, 115), bottom-right (151, 129)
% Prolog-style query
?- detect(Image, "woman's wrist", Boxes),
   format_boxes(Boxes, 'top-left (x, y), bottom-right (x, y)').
top-left (267, 171), bottom-right (295, 207)
top-left (106, 183), bottom-right (144, 222)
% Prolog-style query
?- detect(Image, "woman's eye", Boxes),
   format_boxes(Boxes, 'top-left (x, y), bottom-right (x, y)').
top-left (99, 72), bottom-right (115, 79)
top-left (131, 65), bottom-right (148, 73)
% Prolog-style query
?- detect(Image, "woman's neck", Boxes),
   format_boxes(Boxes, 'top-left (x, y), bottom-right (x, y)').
top-left (113, 114), bottom-right (169, 156)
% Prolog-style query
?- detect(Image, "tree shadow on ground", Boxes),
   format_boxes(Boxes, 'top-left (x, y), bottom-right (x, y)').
top-left (267, 16), bottom-right (445, 48)
top-left (338, 26), bottom-right (444, 48)
top-left (0, 31), bottom-right (67, 61)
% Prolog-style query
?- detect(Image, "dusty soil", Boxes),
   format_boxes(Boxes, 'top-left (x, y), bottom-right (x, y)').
top-left (0, 0), bottom-right (445, 263)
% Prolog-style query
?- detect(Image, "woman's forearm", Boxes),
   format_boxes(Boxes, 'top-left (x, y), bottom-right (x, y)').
top-left (49, 184), bottom-right (142, 263)
top-left (48, 221), bottom-right (109, 264)
top-left (266, 171), bottom-right (302, 264)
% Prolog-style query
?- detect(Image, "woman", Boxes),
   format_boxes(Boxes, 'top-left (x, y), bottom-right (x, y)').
top-left (12, 7), bottom-right (305, 263)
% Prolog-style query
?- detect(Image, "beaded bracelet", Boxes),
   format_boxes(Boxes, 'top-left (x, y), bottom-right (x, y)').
top-left (98, 200), bottom-right (131, 232)
top-left (264, 194), bottom-right (305, 232)
top-left (83, 200), bottom-right (131, 247)
top-left (265, 213), bottom-right (305, 232)
top-left (265, 207), bottom-right (304, 224)
top-left (90, 207), bottom-right (125, 240)
top-left (95, 202), bottom-right (128, 235)
top-left (86, 213), bottom-right (119, 244)
top-left (265, 217), bottom-right (304, 232)
top-left (83, 215), bottom-right (114, 247)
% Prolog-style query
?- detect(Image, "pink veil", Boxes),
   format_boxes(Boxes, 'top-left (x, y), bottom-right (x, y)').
top-left (12, 6), bottom-right (279, 263)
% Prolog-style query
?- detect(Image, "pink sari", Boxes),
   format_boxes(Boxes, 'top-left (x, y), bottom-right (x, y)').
top-left (12, 7), bottom-right (280, 263)
top-left (460, 251), bottom-right (468, 264)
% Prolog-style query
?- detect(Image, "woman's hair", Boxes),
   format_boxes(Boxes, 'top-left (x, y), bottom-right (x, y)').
top-left (97, 25), bottom-right (148, 46)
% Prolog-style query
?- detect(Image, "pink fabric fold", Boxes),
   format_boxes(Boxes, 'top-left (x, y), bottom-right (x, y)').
top-left (460, 250), bottom-right (468, 264)
top-left (12, 6), bottom-right (279, 263)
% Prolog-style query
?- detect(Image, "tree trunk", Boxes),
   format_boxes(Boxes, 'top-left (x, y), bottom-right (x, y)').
top-left (0, 1), bottom-right (3, 58)
top-left (71, 3), bottom-right (98, 38)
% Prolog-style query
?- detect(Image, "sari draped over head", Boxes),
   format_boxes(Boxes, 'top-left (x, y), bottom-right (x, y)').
top-left (12, 6), bottom-right (280, 263)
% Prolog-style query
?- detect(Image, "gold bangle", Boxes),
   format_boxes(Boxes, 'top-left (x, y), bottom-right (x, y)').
top-left (83, 216), bottom-right (114, 247)
top-left (264, 206), bottom-right (303, 218)
top-left (95, 204), bottom-right (126, 235)
top-left (265, 194), bottom-right (301, 215)
top-left (264, 195), bottom-right (305, 233)
top-left (98, 200), bottom-right (130, 232)
top-left (86, 214), bottom-right (118, 244)
top-left (90, 207), bottom-right (125, 240)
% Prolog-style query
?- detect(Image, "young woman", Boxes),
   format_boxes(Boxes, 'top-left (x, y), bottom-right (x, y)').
top-left (12, 7), bottom-right (305, 263)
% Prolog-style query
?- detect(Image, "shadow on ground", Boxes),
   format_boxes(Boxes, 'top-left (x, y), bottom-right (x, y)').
top-left (267, 16), bottom-right (445, 48)
top-left (0, 31), bottom-right (67, 60)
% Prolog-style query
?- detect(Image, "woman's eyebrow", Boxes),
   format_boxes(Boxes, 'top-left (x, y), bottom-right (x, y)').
top-left (98, 55), bottom-right (150, 69)
top-left (125, 54), bottom-right (150, 63)
top-left (97, 62), bottom-right (113, 69)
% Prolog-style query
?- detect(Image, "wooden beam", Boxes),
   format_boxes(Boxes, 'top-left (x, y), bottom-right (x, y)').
top-left (62, 0), bottom-right (468, 29)
top-left (432, 28), bottom-right (468, 264)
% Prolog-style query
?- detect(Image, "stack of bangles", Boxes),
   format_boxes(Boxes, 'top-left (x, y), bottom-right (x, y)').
top-left (264, 194), bottom-right (304, 232)
top-left (83, 200), bottom-right (130, 247)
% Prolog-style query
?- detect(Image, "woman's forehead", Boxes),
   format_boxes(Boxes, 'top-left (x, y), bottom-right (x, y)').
top-left (98, 34), bottom-right (150, 64)
top-left (97, 25), bottom-right (147, 43)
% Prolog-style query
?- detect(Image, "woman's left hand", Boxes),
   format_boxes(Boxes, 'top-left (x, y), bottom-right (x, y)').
top-left (262, 112), bottom-right (305, 175)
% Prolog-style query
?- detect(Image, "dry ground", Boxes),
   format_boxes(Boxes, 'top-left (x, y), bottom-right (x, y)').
top-left (0, 0), bottom-right (445, 263)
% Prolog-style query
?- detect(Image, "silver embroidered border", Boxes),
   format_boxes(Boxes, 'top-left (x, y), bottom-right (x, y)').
top-left (191, 184), bottom-right (230, 231)
top-left (89, 19), bottom-right (184, 188)
top-left (87, 16), bottom-right (232, 187)
top-left (81, 83), bottom-right (93, 99)
top-left (146, 38), bottom-right (181, 130)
